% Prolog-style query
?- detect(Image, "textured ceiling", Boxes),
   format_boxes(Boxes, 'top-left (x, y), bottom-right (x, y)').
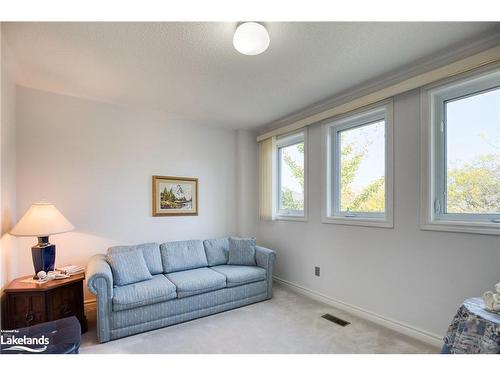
top-left (3, 22), bottom-right (499, 129)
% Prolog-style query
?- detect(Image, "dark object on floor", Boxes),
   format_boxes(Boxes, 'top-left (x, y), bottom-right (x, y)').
top-left (2, 273), bottom-right (87, 333)
top-left (0, 316), bottom-right (81, 354)
top-left (322, 313), bottom-right (351, 327)
top-left (442, 297), bottom-right (500, 354)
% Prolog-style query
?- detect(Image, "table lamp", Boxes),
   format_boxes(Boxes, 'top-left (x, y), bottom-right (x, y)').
top-left (10, 203), bottom-right (74, 277)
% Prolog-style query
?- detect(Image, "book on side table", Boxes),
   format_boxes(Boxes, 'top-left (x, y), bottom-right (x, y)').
top-left (56, 265), bottom-right (85, 275)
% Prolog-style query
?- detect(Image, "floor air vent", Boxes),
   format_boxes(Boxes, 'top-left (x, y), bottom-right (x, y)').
top-left (321, 313), bottom-right (351, 327)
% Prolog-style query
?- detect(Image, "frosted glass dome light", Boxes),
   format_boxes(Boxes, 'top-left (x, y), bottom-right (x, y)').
top-left (233, 22), bottom-right (270, 56)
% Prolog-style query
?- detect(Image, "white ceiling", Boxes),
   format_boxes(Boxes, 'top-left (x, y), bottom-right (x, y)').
top-left (4, 22), bottom-right (499, 129)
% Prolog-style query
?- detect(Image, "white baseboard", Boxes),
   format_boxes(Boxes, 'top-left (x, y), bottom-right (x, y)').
top-left (84, 298), bottom-right (96, 312)
top-left (273, 276), bottom-right (443, 349)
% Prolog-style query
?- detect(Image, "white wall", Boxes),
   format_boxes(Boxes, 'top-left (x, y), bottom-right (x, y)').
top-left (235, 129), bottom-right (259, 237)
top-left (1, 26), bottom-right (18, 291)
top-left (253, 89), bottom-right (500, 338)
top-left (14, 87), bottom-right (239, 298)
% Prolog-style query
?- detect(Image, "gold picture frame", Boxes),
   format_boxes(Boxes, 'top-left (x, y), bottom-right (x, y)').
top-left (152, 175), bottom-right (198, 216)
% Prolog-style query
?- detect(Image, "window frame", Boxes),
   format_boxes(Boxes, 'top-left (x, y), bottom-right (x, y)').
top-left (322, 100), bottom-right (394, 228)
top-left (274, 129), bottom-right (308, 221)
top-left (420, 65), bottom-right (500, 235)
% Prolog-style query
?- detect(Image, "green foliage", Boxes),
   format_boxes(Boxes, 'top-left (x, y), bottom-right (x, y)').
top-left (280, 143), bottom-right (305, 210)
top-left (280, 137), bottom-right (498, 215)
top-left (283, 154), bottom-right (304, 189)
top-left (161, 187), bottom-right (176, 203)
top-left (280, 139), bottom-right (386, 212)
top-left (446, 154), bottom-right (500, 213)
top-left (347, 177), bottom-right (385, 212)
top-left (340, 142), bottom-right (365, 190)
top-left (280, 188), bottom-right (304, 210)
top-left (339, 134), bottom-right (385, 212)
top-left (161, 187), bottom-right (177, 208)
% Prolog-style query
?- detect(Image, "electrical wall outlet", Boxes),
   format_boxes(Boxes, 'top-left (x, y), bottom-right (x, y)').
top-left (314, 266), bottom-right (320, 277)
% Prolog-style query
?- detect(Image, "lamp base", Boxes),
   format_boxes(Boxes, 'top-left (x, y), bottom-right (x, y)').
top-left (32, 236), bottom-right (56, 275)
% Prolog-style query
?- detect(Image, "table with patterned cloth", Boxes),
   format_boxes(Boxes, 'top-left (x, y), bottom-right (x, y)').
top-left (442, 297), bottom-right (500, 354)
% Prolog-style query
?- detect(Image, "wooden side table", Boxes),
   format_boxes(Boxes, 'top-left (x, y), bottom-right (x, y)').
top-left (2, 273), bottom-right (87, 333)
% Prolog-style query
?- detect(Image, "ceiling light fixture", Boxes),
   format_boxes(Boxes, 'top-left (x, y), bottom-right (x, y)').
top-left (233, 22), bottom-right (270, 56)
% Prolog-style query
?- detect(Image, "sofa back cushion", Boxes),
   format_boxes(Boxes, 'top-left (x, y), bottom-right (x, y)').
top-left (203, 238), bottom-right (229, 266)
top-left (108, 243), bottom-right (163, 275)
top-left (160, 240), bottom-right (208, 273)
top-left (106, 249), bottom-right (153, 286)
top-left (227, 237), bottom-right (256, 266)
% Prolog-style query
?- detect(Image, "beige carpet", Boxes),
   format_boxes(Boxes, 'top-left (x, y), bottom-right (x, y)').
top-left (80, 283), bottom-right (437, 354)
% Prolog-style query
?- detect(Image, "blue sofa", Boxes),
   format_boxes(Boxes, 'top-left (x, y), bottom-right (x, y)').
top-left (86, 238), bottom-right (276, 343)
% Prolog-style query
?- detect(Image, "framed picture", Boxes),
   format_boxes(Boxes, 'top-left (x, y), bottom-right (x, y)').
top-left (152, 175), bottom-right (198, 216)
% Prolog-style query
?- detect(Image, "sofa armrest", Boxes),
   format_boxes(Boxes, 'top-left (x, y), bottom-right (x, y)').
top-left (87, 254), bottom-right (113, 298)
top-left (86, 254), bottom-right (113, 343)
top-left (255, 246), bottom-right (276, 270)
top-left (255, 246), bottom-right (276, 299)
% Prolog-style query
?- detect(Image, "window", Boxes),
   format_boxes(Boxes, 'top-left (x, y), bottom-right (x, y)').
top-left (421, 66), bottom-right (500, 235)
top-left (275, 130), bottom-right (307, 219)
top-left (324, 101), bottom-right (393, 227)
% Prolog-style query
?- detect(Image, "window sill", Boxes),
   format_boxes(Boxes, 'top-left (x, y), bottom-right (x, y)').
top-left (421, 220), bottom-right (500, 236)
top-left (322, 216), bottom-right (393, 228)
top-left (274, 215), bottom-right (308, 222)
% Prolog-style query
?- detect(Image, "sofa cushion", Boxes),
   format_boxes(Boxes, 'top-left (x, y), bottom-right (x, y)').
top-left (106, 249), bottom-right (152, 286)
top-left (108, 243), bottom-right (163, 275)
top-left (210, 265), bottom-right (266, 287)
top-left (112, 275), bottom-right (177, 312)
top-left (160, 240), bottom-right (208, 273)
top-left (166, 268), bottom-right (226, 298)
top-left (203, 238), bottom-right (229, 266)
top-left (227, 237), bottom-right (256, 266)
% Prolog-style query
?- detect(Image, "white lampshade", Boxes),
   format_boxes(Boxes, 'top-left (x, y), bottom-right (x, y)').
top-left (10, 203), bottom-right (74, 237)
top-left (233, 22), bottom-right (270, 56)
